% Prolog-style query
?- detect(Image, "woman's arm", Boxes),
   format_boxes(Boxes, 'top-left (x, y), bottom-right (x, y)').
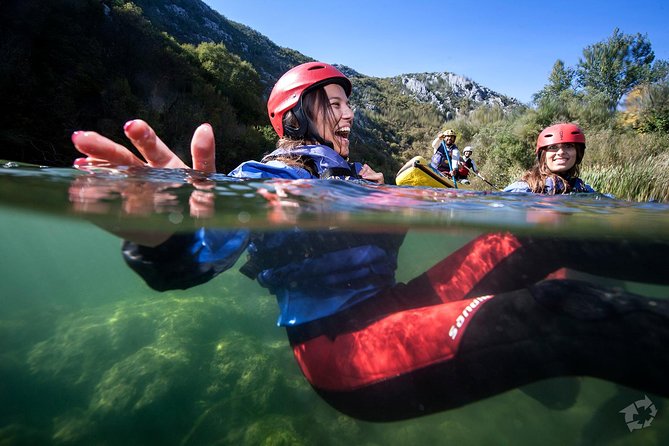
top-left (123, 228), bottom-right (251, 291)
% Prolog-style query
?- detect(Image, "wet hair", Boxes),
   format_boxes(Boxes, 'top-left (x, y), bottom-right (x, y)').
top-left (522, 143), bottom-right (586, 194)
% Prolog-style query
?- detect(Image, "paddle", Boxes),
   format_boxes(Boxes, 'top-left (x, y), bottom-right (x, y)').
top-left (439, 141), bottom-right (458, 188)
top-left (457, 163), bottom-right (499, 190)
top-left (474, 171), bottom-right (499, 190)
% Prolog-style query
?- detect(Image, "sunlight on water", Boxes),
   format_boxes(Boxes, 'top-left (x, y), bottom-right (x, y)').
top-left (1, 163), bottom-right (668, 445)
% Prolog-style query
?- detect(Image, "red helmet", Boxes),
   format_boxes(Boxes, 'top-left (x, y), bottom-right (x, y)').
top-left (536, 123), bottom-right (586, 156)
top-left (267, 62), bottom-right (352, 138)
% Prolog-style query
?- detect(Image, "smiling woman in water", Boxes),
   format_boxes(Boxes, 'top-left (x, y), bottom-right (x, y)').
top-left (504, 123), bottom-right (596, 195)
top-left (71, 62), bottom-right (384, 186)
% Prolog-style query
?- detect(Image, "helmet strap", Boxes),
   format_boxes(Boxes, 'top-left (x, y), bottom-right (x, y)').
top-left (283, 101), bottom-right (308, 139)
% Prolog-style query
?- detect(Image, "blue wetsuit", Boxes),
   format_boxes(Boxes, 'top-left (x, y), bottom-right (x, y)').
top-left (123, 145), bottom-right (405, 327)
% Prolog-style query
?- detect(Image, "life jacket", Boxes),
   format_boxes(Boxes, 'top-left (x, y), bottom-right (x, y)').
top-left (457, 158), bottom-right (475, 177)
top-left (261, 146), bottom-right (362, 180)
top-left (545, 176), bottom-right (594, 194)
top-left (431, 143), bottom-right (458, 172)
top-left (503, 177), bottom-right (596, 194)
top-left (230, 144), bottom-right (404, 326)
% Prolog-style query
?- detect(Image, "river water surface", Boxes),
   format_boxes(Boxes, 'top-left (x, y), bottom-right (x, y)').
top-left (1, 162), bottom-right (668, 445)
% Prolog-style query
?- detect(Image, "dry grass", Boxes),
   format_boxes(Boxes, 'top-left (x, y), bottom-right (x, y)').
top-left (582, 152), bottom-right (669, 202)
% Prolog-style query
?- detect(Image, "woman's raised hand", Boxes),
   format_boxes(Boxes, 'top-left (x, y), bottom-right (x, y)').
top-left (71, 119), bottom-right (216, 173)
top-left (69, 120), bottom-right (218, 246)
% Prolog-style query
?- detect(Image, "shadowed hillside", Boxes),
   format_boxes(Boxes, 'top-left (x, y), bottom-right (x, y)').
top-left (0, 0), bottom-right (520, 178)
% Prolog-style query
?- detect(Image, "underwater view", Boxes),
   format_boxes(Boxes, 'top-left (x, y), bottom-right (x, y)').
top-left (1, 162), bottom-right (668, 446)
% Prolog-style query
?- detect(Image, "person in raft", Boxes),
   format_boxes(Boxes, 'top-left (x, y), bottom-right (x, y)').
top-left (453, 145), bottom-right (479, 184)
top-left (71, 62), bottom-right (669, 421)
top-left (504, 123), bottom-right (596, 194)
top-left (430, 128), bottom-right (461, 177)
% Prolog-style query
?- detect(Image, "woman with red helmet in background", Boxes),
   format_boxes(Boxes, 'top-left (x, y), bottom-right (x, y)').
top-left (504, 123), bottom-right (596, 194)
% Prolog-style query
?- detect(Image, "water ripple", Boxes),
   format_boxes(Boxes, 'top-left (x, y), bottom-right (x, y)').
top-left (1, 164), bottom-right (668, 237)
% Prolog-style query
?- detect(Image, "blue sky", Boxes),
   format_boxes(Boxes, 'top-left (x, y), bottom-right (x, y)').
top-left (203, 0), bottom-right (669, 104)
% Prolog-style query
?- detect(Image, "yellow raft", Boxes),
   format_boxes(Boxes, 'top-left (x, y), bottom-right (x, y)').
top-left (395, 156), bottom-right (472, 189)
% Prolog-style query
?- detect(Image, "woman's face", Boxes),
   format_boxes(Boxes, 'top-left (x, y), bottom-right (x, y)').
top-left (312, 83), bottom-right (353, 158)
top-left (544, 143), bottom-right (577, 173)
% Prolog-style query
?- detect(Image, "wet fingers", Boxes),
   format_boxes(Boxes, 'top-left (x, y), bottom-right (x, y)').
top-left (191, 123), bottom-right (216, 173)
top-left (71, 131), bottom-right (144, 166)
top-left (123, 119), bottom-right (188, 169)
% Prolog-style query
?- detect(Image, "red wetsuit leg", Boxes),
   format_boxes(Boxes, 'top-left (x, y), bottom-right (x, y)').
top-left (289, 235), bottom-right (669, 420)
top-left (291, 294), bottom-right (494, 392)
top-left (421, 232), bottom-right (523, 303)
top-left (290, 233), bottom-right (526, 396)
top-left (292, 281), bottom-right (669, 421)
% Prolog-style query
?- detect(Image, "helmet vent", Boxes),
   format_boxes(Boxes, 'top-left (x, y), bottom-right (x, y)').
top-left (308, 65), bottom-right (326, 71)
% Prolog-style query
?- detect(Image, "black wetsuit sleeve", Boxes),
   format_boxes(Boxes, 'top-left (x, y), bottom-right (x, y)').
top-left (122, 228), bottom-right (251, 291)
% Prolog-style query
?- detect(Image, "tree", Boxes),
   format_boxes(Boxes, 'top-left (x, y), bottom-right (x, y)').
top-left (533, 60), bottom-right (574, 104)
top-left (184, 42), bottom-right (264, 123)
top-left (576, 28), bottom-right (660, 111)
top-left (622, 79), bottom-right (669, 133)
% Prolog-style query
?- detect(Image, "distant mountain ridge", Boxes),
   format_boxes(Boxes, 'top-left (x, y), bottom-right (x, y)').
top-left (131, 0), bottom-right (521, 114)
top-left (395, 72), bottom-right (520, 117)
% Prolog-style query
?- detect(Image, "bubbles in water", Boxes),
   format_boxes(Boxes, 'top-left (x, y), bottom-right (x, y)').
top-left (168, 212), bottom-right (184, 224)
top-left (238, 212), bottom-right (251, 223)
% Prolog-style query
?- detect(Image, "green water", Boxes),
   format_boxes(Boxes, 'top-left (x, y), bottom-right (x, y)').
top-left (1, 164), bottom-right (668, 445)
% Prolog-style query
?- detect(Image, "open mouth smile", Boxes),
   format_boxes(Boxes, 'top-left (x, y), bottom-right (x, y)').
top-left (334, 127), bottom-right (351, 140)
